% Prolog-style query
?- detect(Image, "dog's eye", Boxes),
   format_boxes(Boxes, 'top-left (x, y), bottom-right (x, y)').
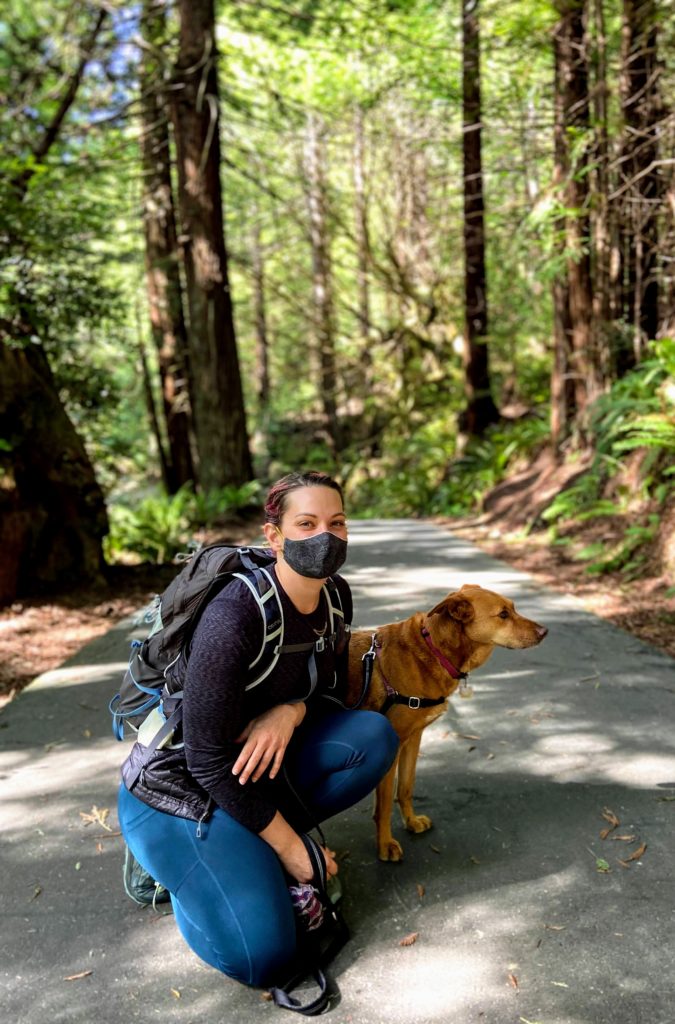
top-left (498, 609), bottom-right (510, 619)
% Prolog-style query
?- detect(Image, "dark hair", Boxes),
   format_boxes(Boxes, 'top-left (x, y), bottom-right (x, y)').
top-left (264, 471), bottom-right (344, 526)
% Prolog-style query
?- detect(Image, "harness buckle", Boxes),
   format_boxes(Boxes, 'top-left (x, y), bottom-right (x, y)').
top-left (407, 696), bottom-right (421, 710)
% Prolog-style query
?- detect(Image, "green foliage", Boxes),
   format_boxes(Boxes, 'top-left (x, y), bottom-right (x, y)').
top-left (540, 340), bottom-right (674, 574)
top-left (104, 482), bottom-right (263, 564)
top-left (345, 411), bottom-right (550, 518)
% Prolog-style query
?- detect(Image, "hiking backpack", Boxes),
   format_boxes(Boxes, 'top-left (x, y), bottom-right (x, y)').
top-left (109, 544), bottom-right (349, 751)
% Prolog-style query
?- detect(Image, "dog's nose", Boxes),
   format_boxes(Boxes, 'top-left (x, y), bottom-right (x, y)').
top-left (536, 625), bottom-right (548, 640)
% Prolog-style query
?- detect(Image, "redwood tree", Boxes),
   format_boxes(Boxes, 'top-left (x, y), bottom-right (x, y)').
top-left (139, 0), bottom-right (195, 493)
top-left (0, 7), bottom-right (108, 603)
top-left (553, 0), bottom-right (602, 438)
top-left (304, 111), bottom-right (340, 452)
top-left (618, 0), bottom-right (662, 367)
top-left (461, 0), bottom-right (499, 436)
top-left (170, 0), bottom-right (252, 489)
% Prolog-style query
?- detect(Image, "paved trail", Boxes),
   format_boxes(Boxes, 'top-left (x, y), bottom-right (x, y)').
top-left (2, 520), bottom-right (674, 1024)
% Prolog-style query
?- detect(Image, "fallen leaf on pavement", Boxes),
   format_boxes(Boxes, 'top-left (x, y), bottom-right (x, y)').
top-left (508, 973), bottom-right (519, 990)
top-left (399, 932), bottom-right (419, 947)
top-left (611, 834), bottom-right (637, 842)
top-left (64, 971), bottom-right (93, 982)
top-left (79, 806), bottom-right (111, 832)
top-left (545, 924), bottom-right (565, 931)
top-left (624, 842), bottom-right (647, 862)
top-left (596, 858), bottom-right (611, 873)
top-left (457, 733), bottom-right (481, 740)
top-left (170, 989), bottom-right (181, 999)
top-left (30, 885), bottom-right (42, 901)
top-left (430, 844), bottom-right (441, 854)
top-left (601, 808), bottom-right (620, 829)
top-left (416, 883), bottom-right (425, 898)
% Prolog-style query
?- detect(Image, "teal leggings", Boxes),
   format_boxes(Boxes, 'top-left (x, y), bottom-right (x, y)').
top-left (118, 708), bottom-right (398, 988)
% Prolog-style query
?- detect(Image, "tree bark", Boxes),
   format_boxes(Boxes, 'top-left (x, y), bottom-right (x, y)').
top-left (554, 0), bottom-right (601, 432)
top-left (1, 7), bottom-right (108, 603)
top-left (590, 0), bottom-right (613, 381)
top-left (618, 0), bottom-right (661, 366)
top-left (0, 340), bottom-right (107, 604)
top-left (353, 105), bottom-right (372, 343)
top-left (461, 0), bottom-right (500, 436)
top-left (304, 111), bottom-right (340, 452)
top-left (551, 16), bottom-right (575, 451)
top-left (169, 0), bottom-right (252, 489)
top-left (139, 0), bottom-right (195, 493)
top-left (251, 207), bottom-right (271, 410)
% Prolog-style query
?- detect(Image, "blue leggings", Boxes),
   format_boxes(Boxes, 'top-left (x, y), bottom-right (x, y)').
top-left (118, 708), bottom-right (398, 988)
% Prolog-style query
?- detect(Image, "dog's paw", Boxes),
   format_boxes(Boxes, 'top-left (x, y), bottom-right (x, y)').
top-left (405, 814), bottom-right (433, 834)
top-left (378, 838), bottom-right (404, 862)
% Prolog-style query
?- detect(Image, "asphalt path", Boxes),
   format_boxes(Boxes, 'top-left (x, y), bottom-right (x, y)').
top-left (2, 519), bottom-right (674, 1024)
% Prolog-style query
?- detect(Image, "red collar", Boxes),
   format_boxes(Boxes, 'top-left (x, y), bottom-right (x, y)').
top-left (421, 626), bottom-right (467, 681)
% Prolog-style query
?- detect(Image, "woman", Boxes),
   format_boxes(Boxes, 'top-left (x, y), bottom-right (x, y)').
top-left (118, 470), bottom-right (399, 990)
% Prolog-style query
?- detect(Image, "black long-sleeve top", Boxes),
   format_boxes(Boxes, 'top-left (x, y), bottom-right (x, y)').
top-left (182, 566), bottom-right (352, 834)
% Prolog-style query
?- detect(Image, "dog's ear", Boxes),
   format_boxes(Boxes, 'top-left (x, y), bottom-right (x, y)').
top-left (429, 595), bottom-right (475, 623)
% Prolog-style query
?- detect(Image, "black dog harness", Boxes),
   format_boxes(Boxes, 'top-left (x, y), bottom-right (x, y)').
top-left (360, 630), bottom-right (469, 717)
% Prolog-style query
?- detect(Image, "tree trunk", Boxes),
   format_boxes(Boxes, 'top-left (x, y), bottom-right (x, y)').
top-left (251, 208), bottom-right (271, 409)
top-left (304, 111), bottom-right (340, 453)
top-left (0, 342), bottom-right (107, 604)
top-left (590, 0), bottom-right (613, 382)
top-left (139, 0), bottom-right (195, 493)
top-left (136, 303), bottom-right (171, 490)
top-left (353, 105), bottom-right (371, 343)
top-left (554, 0), bottom-right (601, 432)
top-left (619, 0), bottom-right (661, 366)
top-left (0, 8), bottom-right (108, 603)
top-left (461, 0), bottom-right (499, 436)
top-left (169, 0), bottom-right (252, 490)
top-left (551, 16), bottom-right (575, 451)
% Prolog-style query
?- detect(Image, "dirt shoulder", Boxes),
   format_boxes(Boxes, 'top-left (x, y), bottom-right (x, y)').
top-left (2, 511), bottom-right (672, 709)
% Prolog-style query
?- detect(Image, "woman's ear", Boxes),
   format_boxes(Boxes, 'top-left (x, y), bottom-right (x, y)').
top-left (263, 522), bottom-right (283, 552)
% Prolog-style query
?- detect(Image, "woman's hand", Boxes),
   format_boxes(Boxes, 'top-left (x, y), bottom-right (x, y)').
top-left (260, 813), bottom-right (338, 884)
top-left (232, 702), bottom-right (306, 784)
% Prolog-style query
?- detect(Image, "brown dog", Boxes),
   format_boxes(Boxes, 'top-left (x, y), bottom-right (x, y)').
top-left (345, 584), bottom-right (548, 861)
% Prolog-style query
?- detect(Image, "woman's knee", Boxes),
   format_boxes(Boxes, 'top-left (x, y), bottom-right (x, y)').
top-left (355, 709), bottom-right (400, 772)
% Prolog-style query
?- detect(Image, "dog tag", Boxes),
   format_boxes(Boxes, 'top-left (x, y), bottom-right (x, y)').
top-left (458, 680), bottom-right (474, 700)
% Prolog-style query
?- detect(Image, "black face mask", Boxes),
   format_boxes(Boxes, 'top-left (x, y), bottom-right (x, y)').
top-left (281, 531), bottom-right (348, 579)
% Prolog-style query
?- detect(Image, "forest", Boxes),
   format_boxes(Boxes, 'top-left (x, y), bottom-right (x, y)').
top-left (1, 0), bottom-right (674, 608)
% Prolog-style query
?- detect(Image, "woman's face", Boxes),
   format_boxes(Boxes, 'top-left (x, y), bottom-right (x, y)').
top-left (279, 485), bottom-right (347, 542)
top-left (264, 485), bottom-right (347, 553)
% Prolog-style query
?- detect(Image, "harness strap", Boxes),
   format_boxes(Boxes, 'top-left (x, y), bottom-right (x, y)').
top-left (375, 643), bottom-right (448, 717)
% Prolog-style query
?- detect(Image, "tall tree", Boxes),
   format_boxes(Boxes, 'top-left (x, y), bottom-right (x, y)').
top-left (618, 0), bottom-right (662, 366)
top-left (551, 15), bottom-right (575, 451)
top-left (251, 204), bottom-right (271, 410)
top-left (304, 111), bottom-right (340, 452)
top-left (461, 0), bottom-right (499, 436)
top-left (353, 105), bottom-right (371, 344)
top-left (139, 0), bottom-right (195, 493)
top-left (0, 6), bottom-right (108, 603)
top-left (554, 0), bottom-right (602, 432)
top-left (170, 0), bottom-right (252, 490)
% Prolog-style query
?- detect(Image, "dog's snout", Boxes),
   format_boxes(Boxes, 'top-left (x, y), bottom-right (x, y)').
top-left (536, 624), bottom-right (548, 641)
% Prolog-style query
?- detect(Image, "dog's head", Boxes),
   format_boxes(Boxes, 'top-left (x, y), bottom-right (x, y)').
top-left (428, 584), bottom-right (548, 650)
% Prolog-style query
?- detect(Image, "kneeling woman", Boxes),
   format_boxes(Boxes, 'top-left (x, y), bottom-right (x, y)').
top-left (118, 470), bottom-right (398, 989)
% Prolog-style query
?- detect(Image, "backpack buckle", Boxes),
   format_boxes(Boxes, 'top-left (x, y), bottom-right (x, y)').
top-left (407, 696), bottom-right (421, 710)
top-left (315, 637), bottom-right (326, 653)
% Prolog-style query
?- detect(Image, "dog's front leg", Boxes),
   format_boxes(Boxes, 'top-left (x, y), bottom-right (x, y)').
top-left (396, 729), bottom-right (432, 835)
top-left (374, 750), bottom-right (404, 862)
